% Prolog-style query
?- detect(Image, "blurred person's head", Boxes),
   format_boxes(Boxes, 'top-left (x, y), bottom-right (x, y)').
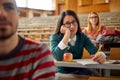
top-left (55, 10), bottom-right (81, 36)
top-left (0, 0), bottom-right (19, 41)
top-left (87, 12), bottom-right (101, 33)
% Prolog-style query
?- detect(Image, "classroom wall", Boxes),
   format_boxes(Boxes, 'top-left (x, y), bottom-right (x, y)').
top-left (55, 0), bottom-right (120, 15)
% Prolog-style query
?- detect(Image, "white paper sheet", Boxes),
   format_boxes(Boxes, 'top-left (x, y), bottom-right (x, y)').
top-left (73, 59), bottom-right (118, 65)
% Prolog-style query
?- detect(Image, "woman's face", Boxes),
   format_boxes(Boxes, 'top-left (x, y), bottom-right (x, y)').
top-left (89, 14), bottom-right (99, 26)
top-left (63, 15), bottom-right (78, 36)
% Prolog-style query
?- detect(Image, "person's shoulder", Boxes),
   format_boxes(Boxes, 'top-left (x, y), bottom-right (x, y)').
top-left (81, 32), bottom-right (88, 36)
top-left (77, 32), bottom-right (88, 38)
top-left (51, 33), bottom-right (59, 37)
top-left (101, 25), bottom-right (107, 30)
top-left (51, 33), bottom-right (57, 37)
top-left (24, 38), bottom-right (48, 49)
top-left (76, 32), bottom-right (91, 42)
top-left (51, 33), bottom-right (63, 39)
top-left (25, 38), bottom-right (40, 45)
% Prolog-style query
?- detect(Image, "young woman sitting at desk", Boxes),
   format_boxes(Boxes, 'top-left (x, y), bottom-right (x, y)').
top-left (50, 10), bottom-right (106, 75)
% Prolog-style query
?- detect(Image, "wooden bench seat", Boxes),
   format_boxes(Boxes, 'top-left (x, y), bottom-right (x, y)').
top-left (88, 76), bottom-right (120, 80)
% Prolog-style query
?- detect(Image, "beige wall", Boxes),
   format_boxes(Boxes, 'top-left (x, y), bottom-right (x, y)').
top-left (110, 0), bottom-right (120, 12)
top-left (55, 0), bottom-right (120, 15)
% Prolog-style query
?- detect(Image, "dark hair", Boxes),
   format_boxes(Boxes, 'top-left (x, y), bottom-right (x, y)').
top-left (55, 10), bottom-right (81, 34)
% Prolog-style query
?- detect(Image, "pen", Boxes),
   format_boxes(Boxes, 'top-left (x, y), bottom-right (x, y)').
top-left (96, 44), bottom-right (103, 53)
top-left (91, 44), bottom-right (103, 58)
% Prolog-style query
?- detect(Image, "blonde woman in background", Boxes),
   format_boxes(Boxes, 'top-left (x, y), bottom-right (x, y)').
top-left (83, 12), bottom-right (107, 40)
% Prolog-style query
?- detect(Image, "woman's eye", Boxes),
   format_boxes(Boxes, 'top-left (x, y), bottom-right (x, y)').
top-left (66, 22), bottom-right (70, 25)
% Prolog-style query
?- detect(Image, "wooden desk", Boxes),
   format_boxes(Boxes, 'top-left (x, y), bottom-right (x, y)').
top-left (88, 76), bottom-right (120, 80)
top-left (55, 59), bottom-right (120, 77)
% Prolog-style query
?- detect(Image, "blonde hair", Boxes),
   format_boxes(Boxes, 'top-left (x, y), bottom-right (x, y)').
top-left (87, 12), bottom-right (101, 33)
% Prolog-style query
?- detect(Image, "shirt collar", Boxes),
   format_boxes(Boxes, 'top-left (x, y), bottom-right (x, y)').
top-left (69, 35), bottom-right (76, 42)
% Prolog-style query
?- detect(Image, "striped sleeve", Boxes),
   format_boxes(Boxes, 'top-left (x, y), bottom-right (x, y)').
top-left (0, 39), bottom-right (56, 80)
top-left (31, 43), bottom-right (56, 80)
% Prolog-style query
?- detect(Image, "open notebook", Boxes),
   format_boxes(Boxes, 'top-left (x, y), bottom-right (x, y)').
top-left (73, 59), bottom-right (119, 65)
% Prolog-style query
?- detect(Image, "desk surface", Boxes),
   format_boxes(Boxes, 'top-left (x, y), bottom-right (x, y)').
top-left (55, 59), bottom-right (120, 70)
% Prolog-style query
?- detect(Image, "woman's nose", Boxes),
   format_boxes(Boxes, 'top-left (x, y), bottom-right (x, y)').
top-left (70, 23), bottom-right (75, 28)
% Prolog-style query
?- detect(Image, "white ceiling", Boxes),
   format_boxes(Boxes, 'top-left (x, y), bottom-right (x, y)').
top-left (15, 0), bottom-right (55, 10)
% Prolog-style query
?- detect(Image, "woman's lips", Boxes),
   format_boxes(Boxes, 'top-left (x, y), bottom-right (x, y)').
top-left (70, 29), bottom-right (74, 32)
